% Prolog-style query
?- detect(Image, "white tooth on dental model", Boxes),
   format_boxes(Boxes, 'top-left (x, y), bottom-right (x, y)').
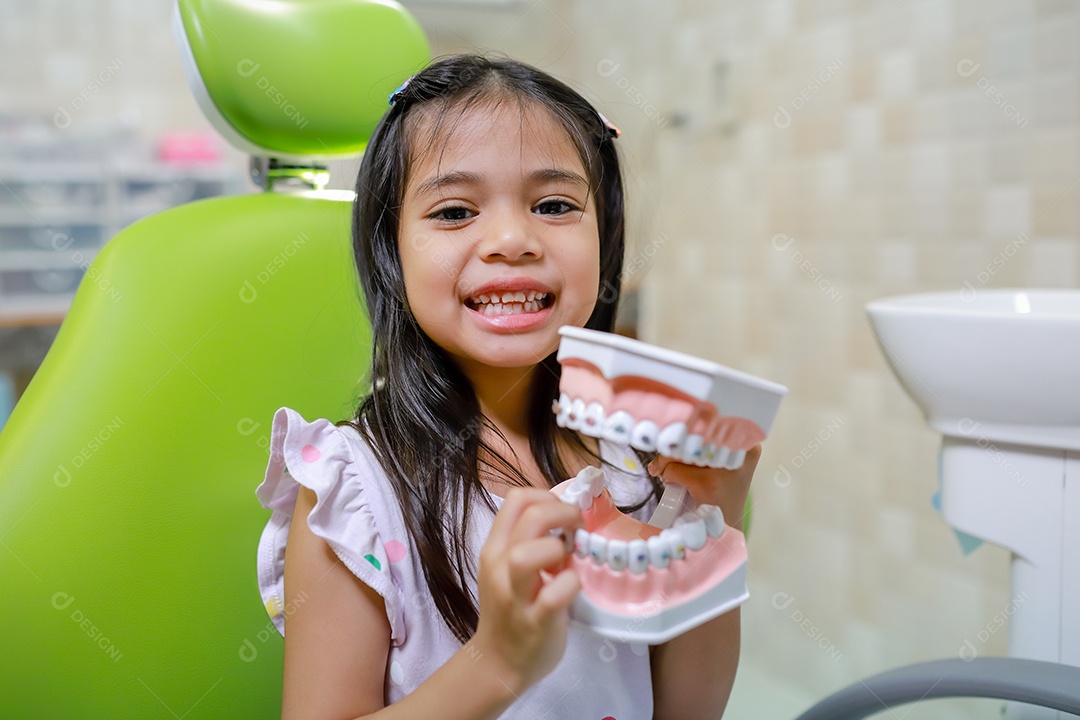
top-left (657, 422), bottom-right (688, 457)
top-left (725, 448), bottom-right (747, 470)
top-left (567, 398), bottom-right (586, 430)
top-left (628, 539), bottom-right (649, 574)
top-left (710, 445), bottom-right (731, 468)
top-left (696, 504), bottom-right (725, 538)
top-left (580, 402), bottom-right (605, 437)
top-left (576, 487), bottom-right (594, 511)
top-left (573, 466), bottom-right (605, 497)
top-left (681, 433), bottom-right (704, 464)
top-left (673, 513), bottom-right (708, 550)
top-left (601, 410), bottom-right (634, 445)
top-left (661, 529), bottom-right (686, 561)
top-left (554, 393), bottom-right (571, 427)
top-left (574, 528), bottom-right (590, 558)
top-left (701, 443), bottom-right (718, 466)
top-left (562, 484), bottom-right (582, 508)
top-left (646, 534), bottom-right (672, 568)
top-left (606, 539), bottom-right (629, 570)
top-left (630, 419), bottom-right (660, 453)
top-left (589, 534), bottom-right (608, 565)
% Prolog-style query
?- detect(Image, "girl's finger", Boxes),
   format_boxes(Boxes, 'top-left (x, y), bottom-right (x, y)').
top-left (506, 499), bottom-right (583, 549)
top-left (506, 535), bottom-right (575, 601)
top-left (484, 488), bottom-right (561, 551)
top-left (528, 567), bottom-right (581, 624)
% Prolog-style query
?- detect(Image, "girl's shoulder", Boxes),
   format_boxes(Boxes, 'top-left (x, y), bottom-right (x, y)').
top-left (255, 406), bottom-right (411, 644)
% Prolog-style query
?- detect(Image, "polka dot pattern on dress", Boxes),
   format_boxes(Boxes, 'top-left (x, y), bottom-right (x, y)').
top-left (301, 444), bottom-right (321, 463)
top-left (389, 660), bottom-right (405, 685)
top-left (385, 539), bottom-right (407, 562)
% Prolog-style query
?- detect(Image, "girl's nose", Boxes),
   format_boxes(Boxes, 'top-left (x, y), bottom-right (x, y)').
top-left (478, 207), bottom-right (542, 262)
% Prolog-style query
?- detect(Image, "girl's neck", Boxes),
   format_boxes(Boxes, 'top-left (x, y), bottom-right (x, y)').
top-left (467, 363), bottom-right (538, 437)
top-left (465, 361), bottom-right (600, 492)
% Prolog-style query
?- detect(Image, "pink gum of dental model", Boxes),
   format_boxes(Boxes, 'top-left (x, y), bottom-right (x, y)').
top-left (550, 477), bottom-right (747, 618)
top-left (560, 359), bottom-right (766, 450)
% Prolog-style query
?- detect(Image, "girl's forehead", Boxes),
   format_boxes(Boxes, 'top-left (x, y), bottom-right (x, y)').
top-left (405, 100), bottom-right (586, 185)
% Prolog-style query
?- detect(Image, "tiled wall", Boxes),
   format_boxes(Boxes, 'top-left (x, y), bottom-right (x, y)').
top-left (5, 1), bottom-right (1077, 717)
top-left (408, 2), bottom-right (1076, 717)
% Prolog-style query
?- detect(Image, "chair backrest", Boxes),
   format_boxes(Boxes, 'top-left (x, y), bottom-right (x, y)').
top-left (0, 2), bottom-right (428, 717)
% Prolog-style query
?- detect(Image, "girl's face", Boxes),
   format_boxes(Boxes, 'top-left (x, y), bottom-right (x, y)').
top-left (398, 100), bottom-right (601, 375)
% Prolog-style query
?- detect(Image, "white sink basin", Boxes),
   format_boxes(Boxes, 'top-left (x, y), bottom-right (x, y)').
top-left (865, 289), bottom-right (1080, 452)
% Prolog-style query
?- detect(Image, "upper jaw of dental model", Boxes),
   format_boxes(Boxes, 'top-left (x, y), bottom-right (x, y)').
top-left (553, 326), bottom-right (786, 469)
top-left (555, 467), bottom-right (725, 572)
top-left (553, 393), bottom-right (749, 470)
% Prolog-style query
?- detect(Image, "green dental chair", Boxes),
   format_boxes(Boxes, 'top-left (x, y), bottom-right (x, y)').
top-left (0, 2), bottom-right (427, 717)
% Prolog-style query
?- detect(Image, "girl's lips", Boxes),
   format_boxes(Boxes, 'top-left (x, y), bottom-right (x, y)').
top-left (465, 298), bottom-right (555, 331)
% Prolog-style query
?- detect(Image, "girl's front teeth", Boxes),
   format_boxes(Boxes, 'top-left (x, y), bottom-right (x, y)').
top-left (471, 291), bottom-right (549, 315)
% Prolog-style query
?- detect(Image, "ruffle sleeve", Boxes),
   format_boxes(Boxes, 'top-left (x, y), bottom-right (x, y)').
top-left (255, 406), bottom-right (406, 646)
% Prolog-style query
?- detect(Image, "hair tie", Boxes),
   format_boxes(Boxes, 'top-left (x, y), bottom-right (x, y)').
top-left (388, 76), bottom-right (413, 105)
top-left (597, 111), bottom-right (621, 139)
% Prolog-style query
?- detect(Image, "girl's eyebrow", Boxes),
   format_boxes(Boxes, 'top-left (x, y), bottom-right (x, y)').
top-left (412, 168), bottom-right (589, 199)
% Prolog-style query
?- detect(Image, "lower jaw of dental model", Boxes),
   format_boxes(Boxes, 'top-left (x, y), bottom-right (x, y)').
top-left (553, 326), bottom-right (787, 470)
top-left (548, 466), bottom-right (748, 645)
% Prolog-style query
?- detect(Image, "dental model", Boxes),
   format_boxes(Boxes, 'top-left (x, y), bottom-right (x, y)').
top-left (547, 326), bottom-right (787, 644)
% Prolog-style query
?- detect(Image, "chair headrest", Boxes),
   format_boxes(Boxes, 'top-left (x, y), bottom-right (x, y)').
top-left (173, 0), bottom-right (429, 162)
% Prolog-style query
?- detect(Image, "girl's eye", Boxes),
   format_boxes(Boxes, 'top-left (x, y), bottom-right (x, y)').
top-left (430, 206), bottom-right (474, 223)
top-left (535, 199), bottom-right (578, 216)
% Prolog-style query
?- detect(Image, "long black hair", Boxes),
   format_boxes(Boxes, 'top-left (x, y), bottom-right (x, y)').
top-left (339, 54), bottom-right (662, 645)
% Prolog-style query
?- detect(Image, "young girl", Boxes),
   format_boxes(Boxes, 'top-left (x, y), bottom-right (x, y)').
top-left (256, 54), bottom-right (759, 720)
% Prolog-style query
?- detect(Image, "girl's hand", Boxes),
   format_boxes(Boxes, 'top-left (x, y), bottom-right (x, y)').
top-left (470, 488), bottom-right (585, 695)
top-left (647, 444), bottom-right (762, 532)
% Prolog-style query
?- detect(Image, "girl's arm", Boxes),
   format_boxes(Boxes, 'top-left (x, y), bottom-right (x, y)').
top-left (646, 445), bottom-right (761, 720)
top-left (283, 486), bottom-right (583, 720)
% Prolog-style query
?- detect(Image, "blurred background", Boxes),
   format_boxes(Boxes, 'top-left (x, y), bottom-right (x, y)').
top-left (3, 1), bottom-right (1077, 718)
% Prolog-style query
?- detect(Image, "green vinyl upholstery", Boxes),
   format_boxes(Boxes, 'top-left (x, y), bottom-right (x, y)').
top-left (0, 1), bottom-right (428, 717)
